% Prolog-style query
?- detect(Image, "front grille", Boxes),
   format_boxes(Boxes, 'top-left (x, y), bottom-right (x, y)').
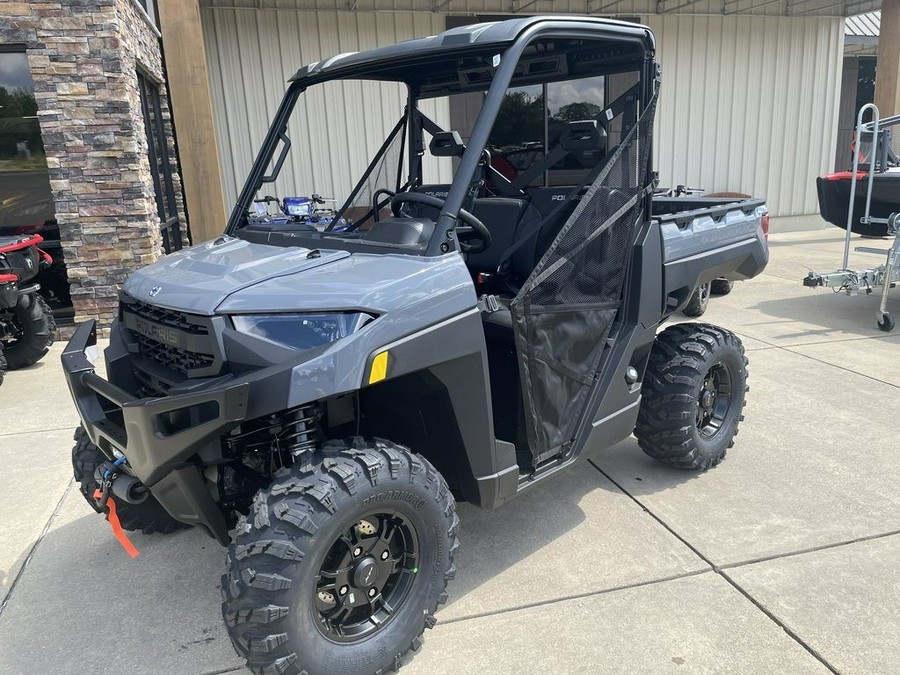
top-left (135, 333), bottom-right (215, 375)
top-left (120, 296), bottom-right (221, 382)
top-left (127, 300), bottom-right (210, 336)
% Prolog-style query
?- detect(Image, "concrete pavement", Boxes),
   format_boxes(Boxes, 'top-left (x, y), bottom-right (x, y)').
top-left (0, 228), bottom-right (897, 674)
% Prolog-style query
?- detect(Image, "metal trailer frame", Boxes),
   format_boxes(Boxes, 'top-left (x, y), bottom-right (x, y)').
top-left (803, 103), bottom-right (900, 332)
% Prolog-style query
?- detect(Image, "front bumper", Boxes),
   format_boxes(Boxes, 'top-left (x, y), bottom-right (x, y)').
top-left (62, 321), bottom-right (250, 543)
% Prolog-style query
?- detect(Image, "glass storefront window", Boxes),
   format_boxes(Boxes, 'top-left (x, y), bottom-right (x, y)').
top-left (0, 46), bottom-right (71, 317)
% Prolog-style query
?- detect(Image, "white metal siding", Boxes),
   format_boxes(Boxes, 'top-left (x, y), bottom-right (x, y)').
top-left (200, 0), bottom-right (878, 20)
top-left (647, 15), bottom-right (844, 216)
top-left (202, 9), bottom-right (844, 217)
top-left (201, 9), bottom-right (450, 207)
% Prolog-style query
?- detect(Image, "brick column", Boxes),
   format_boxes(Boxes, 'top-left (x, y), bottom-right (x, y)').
top-left (1, 0), bottom-right (187, 332)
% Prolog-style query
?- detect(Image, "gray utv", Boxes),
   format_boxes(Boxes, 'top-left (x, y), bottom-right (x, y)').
top-left (62, 16), bottom-right (768, 675)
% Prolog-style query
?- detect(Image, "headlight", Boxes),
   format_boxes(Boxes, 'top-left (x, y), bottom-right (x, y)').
top-left (231, 312), bottom-right (373, 351)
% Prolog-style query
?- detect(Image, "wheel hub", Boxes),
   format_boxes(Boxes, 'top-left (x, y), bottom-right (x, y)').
top-left (352, 557), bottom-right (380, 589)
top-left (696, 362), bottom-right (733, 438)
top-left (0, 312), bottom-right (22, 345)
top-left (313, 512), bottom-right (419, 642)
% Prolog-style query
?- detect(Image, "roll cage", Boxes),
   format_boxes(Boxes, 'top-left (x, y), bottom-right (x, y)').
top-left (225, 17), bottom-right (657, 257)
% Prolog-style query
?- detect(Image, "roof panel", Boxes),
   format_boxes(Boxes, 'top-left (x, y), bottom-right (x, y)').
top-left (288, 16), bottom-right (654, 85)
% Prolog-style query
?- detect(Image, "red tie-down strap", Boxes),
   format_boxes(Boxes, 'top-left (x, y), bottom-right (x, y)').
top-left (0, 273), bottom-right (19, 283)
top-left (93, 488), bottom-right (140, 558)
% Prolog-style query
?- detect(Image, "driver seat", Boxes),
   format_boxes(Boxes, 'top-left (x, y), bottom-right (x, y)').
top-left (406, 186), bottom-right (540, 276)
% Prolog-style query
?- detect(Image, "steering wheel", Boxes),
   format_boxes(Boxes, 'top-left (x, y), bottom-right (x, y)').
top-left (389, 192), bottom-right (491, 253)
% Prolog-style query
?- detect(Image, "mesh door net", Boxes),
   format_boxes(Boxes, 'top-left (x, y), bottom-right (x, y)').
top-left (509, 94), bottom-right (658, 463)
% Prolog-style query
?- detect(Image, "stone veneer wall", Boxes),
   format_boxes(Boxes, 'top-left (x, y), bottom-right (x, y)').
top-left (1, 0), bottom-right (187, 332)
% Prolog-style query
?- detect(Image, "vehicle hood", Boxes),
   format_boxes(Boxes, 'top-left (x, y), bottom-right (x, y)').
top-left (123, 237), bottom-right (349, 314)
top-left (217, 248), bottom-right (474, 317)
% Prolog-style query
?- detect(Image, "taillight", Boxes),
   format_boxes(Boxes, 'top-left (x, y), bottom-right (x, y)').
top-left (761, 213), bottom-right (769, 241)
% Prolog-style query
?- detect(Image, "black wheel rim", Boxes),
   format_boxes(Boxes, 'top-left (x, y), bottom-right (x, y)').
top-left (696, 362), bottom-right (733, 438)
top-left (0, 310), bottom-right (23, 347)
top-left (312, 511), bottom-right (419, 642)
top-left (699, 283), bottom-right (710, 307)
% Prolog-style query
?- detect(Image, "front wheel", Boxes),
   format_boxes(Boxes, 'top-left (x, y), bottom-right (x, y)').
top-left (222, 439), bottom-right (459, 675)
top-left (635, 323), bottom-right (748, 470)
top-left (1, 292), bottom-right (55, 369)
top-left (72, 427), bottom-right (187, 534)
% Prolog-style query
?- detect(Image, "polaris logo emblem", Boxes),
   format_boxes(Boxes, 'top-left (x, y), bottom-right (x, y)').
top-left (133, 316), bottom-right (181, 347)
top-left (148, 286), bottom-right (161, 298)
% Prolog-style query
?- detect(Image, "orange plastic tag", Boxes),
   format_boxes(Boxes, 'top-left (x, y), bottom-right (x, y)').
top-left (93, 488), bottom-right (140, 558)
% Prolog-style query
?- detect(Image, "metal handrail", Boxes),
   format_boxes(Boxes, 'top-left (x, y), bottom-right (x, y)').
top-left (843, 103), bottom-right (880, 269)
top-left (859, 113), bottom-right (900, 133)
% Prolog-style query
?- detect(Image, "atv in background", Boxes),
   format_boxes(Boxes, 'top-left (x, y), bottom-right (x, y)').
top-left (0, 234), bottom-right (56, 384)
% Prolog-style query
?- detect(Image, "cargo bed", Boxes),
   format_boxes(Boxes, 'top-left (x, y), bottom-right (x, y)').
top-left (650, 196), bottom-right (769, 314)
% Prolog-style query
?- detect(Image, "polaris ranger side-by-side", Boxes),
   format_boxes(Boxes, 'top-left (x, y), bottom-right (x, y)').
top-left (62, 17), bottom-right (768, 675)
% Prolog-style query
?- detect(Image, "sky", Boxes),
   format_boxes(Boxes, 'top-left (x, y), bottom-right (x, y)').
top-left (0, 52), bottom-right (36, 92)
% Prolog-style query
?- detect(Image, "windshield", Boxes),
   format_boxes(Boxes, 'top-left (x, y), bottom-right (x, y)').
top-left (234, 79), bottom-right (457, 237)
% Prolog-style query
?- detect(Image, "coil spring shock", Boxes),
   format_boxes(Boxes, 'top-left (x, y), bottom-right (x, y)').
top-left (281, 404), bottom-right (320, 468)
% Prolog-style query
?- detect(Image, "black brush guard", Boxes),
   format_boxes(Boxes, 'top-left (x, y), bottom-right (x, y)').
top-left (62, 321), bottom-right (249, 542)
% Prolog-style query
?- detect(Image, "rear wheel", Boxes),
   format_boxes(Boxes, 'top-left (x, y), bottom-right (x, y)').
top-left (635, 323), bottom-right (748, 470)
top-left (1, 292), bottom-right (55, 369)
top-left (710, 278), bottom-right (734, 296)
top-left (72, 427), bottom-right (187, 534)
top-left (222, 439), bottom-right (458, 675)
top-left (681, 282), bottom-right (711, 317)
top-left (0, 347), bottom-right (6, 386)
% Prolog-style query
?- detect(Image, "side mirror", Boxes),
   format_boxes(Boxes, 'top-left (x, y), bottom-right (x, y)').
top-left (559, 120), bottom-right (607, 154)
top-left (430, 131), bottom-right (466, 157)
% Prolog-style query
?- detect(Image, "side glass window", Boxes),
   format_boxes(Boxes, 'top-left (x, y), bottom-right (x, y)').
top-left (134, 0), bottom-right (158, 26)
top-left (137, 71), bottom-right (182, 253)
